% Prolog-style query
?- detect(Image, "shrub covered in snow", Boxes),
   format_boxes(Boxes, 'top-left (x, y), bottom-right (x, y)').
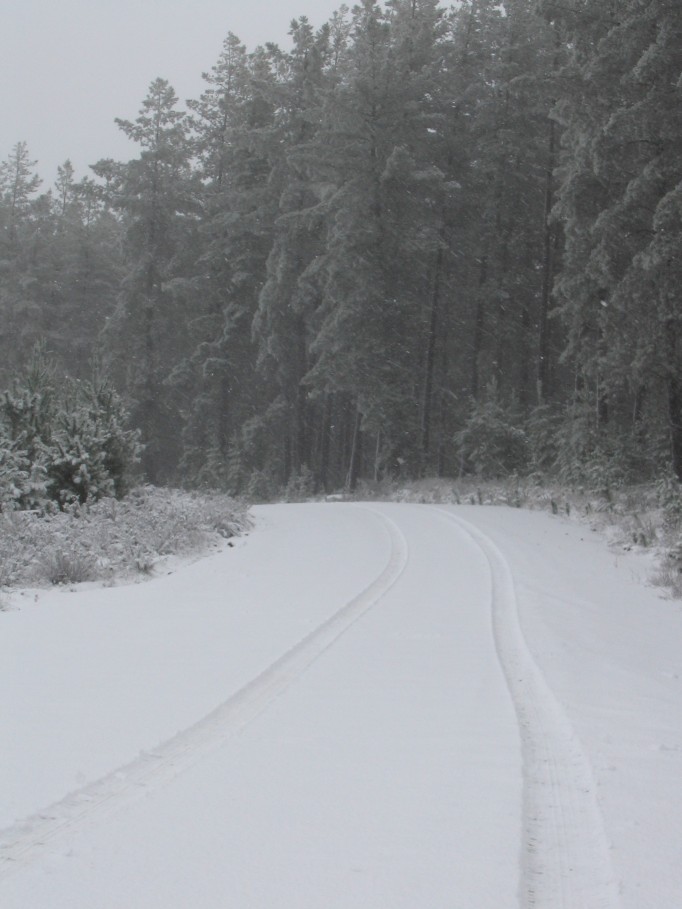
top-left (0, 485), bottom-right (249, 588)
top-left (0, 346), bottom-right (141, 510)
top-left (454, 385), bottom-right (529, 478)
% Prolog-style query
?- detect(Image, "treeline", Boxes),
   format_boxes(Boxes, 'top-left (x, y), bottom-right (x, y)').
top-left (1, 0), bottom-right (680, 499)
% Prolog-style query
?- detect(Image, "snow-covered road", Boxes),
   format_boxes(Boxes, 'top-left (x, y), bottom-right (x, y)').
top-left (1, 503), bottom-right (681, 907)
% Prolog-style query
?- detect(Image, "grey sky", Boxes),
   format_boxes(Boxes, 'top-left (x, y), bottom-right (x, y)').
top-left (1, 0), bottom-right (345, 186)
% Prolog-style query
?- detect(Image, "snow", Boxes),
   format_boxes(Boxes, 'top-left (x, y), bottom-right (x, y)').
top-left (1, 502), bottom-right (681, 907)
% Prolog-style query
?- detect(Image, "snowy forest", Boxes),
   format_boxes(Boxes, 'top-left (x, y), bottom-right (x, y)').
top-left (1, 0), bottom-right (681, 506)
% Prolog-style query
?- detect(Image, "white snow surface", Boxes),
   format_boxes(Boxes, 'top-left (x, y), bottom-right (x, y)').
top-left (0, 502), bottom-right (680, 907)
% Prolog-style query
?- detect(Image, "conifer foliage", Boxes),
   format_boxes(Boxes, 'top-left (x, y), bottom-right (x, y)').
top-left (0, 346), bottom-right (140, 510)
top-left (1, 0), bottom-right (681, 496)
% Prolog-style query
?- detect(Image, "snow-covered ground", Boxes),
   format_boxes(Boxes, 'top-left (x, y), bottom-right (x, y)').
top-left (0, 502), bottom-right (680, 907)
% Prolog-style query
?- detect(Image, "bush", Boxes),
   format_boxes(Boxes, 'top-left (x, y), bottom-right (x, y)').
top-left (656, 472), bottom-right (682, 529)
top-left (40, 547), bottom-right (98, 585)
top-left (552, 399), bottom-right (659, 496)
top-left (0, 486), bottom-right (250, 589)
top-left (0, 347), bottom-right (141, 511)
top-left (46, 412), bottom-right (115, 507)
top-left (283, 466), bottom-right (315, 502)
top-left (244, 469), bottom-right (279, 503)
top-left (0, 444), bottom-right (48, 512)
top-left (526, 404), bottom-right (562, 473)
top-left (455, 387), bottom-right (529, 477)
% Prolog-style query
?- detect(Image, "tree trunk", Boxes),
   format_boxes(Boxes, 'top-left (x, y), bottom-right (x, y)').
top-left (436, 310), bottom-right (451, 477)
top-left (471, 254), bottom-right (488, 401)
top-left (346, 407), bottom-right (363, 492)
top-left (666, 321), bottom-right (682, 479)
top-left (420, 245), bottom-right (443, 470)
top-left (292, 317), bottom-right (308, 475)
top-left (283, 434), bottom-right (292, 487)
top-left (334, 396), bottom-right (353, 489)
top-left (537, 117), bottom-right (556, 404)
top-left (668, 377), bottom-right (682, 480)
top-left (519, 298), bottom-right (531, 410)
top-left (318, 393), bottom-right (333, 492)
top-left (218, 374), bottom-right (231, 456)
top-left (373, 429), bottom-right (382, 482)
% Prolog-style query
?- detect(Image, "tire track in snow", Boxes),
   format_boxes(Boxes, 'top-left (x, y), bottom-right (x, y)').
top-left (0, 507), bottom-right (408, 878)
top-left (436, 509), bottom-right (621, 909)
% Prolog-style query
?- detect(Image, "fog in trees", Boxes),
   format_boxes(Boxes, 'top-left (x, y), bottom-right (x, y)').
top-left (2, 0), bottom-right (681, 506)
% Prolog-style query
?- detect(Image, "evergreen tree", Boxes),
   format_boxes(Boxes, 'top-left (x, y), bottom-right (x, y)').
top-left (0, 346), bottom-right (140, 509)
top-left (2, 2), bottom-right (680, 493)
top-left (41, 163), bottom-right (124, 374)
top-left (96, 78), bottom-right (198, 483)
top-left (0, 142), bottom-right (46, 377)
top-left (47, 369), bottom-right (141, 506)
top-left (253, 17), bottom-right (336, 486)
top-left (304, 1), bottom-right (436, 483)
top-left (181, 38), bottom-right (280, 489)
top-left (544, 0), bottom-right (682, 479)
top-left (0, 141), bottom-right (41, 238)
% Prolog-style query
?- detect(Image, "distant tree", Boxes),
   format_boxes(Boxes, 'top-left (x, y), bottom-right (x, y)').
top-left (0, 141), bottom-right (41, 237)
top-left (180, 37), bottom-right (280, 489)
top-left (0, 142), bottom-right (45, 377)
top-left (96, 78), bottom-right (198, 483)
top-left (4, 1), bottom-right (680, 495)
top-left (253, 17), bottom-right (334, 486)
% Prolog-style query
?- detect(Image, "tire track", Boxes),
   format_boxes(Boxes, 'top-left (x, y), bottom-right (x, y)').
top-left (0, 507), bottom-right (408, 878)
top-left (435, 508), bottom-right (621, 909)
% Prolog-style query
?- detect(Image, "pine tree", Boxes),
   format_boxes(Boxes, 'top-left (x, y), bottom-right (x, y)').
top-left (33, 163), bottom-right (124, 374)
top-left (181, 38), bottom-right (280, 489)
top-left (0, 342), bottom-right (54, 507)
top-left (96, 79), bottom-right (198, 483)
top-left (0, 142), bottom-right (46, 377)
top-left (301, 1), bottom-right (434, 483)
top-left (593, 0), bottom-right (682, 476)
top-left (0, 346), bottom-right (140, 509)
top-left (544, 0), bottom-right (682, 479)
top-left (47, 369), bottom-right (141, 506)
top-left (0, 141), bottom-right (42, 240)
top-left (252, 17), bottom-right (336, 486)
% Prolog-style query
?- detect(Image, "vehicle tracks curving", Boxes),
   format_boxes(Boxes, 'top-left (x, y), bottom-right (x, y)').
top-left (0, 507), bottom-right (409, 878)
top-left (435, 508), bottom-right (622, 909)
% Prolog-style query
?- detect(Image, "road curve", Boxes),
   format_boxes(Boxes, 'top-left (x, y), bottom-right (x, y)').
top-left (0, 501), bottom-right (607, 908)
top-left (0, 506), bottom-right (408, 877)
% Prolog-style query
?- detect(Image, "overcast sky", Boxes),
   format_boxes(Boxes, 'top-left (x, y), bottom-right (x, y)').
top-left (1, 0), bottom-right (345, 186)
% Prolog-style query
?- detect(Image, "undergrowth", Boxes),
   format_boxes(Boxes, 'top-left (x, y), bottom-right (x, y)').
top-left (0, 485), bottom-right (250, 589)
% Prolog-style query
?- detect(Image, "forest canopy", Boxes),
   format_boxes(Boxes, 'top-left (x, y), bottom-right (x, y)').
top-left (1, 0), bottom-right (681, 501)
